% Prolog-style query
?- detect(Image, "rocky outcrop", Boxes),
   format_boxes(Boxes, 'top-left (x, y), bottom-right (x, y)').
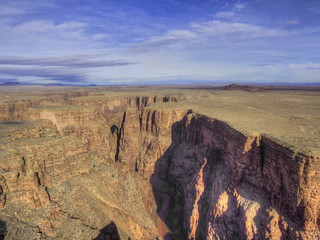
top-left (0, 101), bottom-right (31, 120)
top-left (0, 120), bottom-right (89, 210)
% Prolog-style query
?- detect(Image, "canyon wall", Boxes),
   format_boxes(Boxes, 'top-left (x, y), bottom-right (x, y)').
top-left (158, 113), bottom-right (320, 239)
top-left (0, 93), bottom-right (185, 239)
top-left (0, 92), bottom-right (319, 239)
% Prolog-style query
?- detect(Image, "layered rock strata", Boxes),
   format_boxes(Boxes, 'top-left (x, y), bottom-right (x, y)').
top-left (0, 91), bottom-right (319, 239)
top-left (0, 94), bottom-right (185, 239)
top-left (159, 113), bottom-right (320, 239)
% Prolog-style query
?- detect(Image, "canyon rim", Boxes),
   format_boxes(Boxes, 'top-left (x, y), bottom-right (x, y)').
top-left (0, 85), bottom-right (319, 239)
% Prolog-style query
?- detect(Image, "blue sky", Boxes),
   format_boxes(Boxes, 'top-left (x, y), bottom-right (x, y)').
top-left (0, 0), bottom-right (319, 85)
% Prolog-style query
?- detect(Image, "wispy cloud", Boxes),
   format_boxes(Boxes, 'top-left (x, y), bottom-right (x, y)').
top-left (214, 2), bottom-right (246, 20)
top-left (283, 19), bottom-right (300, 25)
top-left (0, 66), bottom-right (86, 82)
top-left (0, 0), bottom-right (318, 84)
top-left (0, 55), bottom-right (135, 68)
top-left (234, 3), bottom-right (246, 10)
top-left (0, 18), bottom-right (112, 54)
top-left (191, 20), bottom-right (283, 39)
top-left (129, 19), bottom-right (286, 52)
top-left (0, 54), bottom-right (136, 83)
top-left (215, 11), bottom-right (235, 19)
top-left (126, 29), bottom-right (197, 51)
top-left (11, 20), bottom-right (88, 40)
top-left (251, 63), bottom-right (273, 67)
top-left (289, 62), bottom-right (320, 70)
top-left (0, 5), bottom-right (26, 16)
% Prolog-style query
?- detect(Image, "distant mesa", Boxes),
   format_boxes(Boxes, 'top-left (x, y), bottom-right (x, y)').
top-left (220, 84), bottom-right (260, 91)
top-left (226, 83), bottom-right (249, 89)
top-left (213, 83), bottom-right (320, 92)
top-left (0, 82), bottom-right (25, 86)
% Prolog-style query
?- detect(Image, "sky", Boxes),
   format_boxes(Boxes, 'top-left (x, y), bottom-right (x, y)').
top-left (0, 0), bottom-right (319, 85)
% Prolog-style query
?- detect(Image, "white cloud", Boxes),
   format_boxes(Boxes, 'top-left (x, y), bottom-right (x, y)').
top-left (0, 55), bottom-right (134, 68)
top-left (0, 53), bottom-right (135, 83)
top-left (92, 33), bottom-right (110, 41)
top-left (286, 63), bottom-right (320, 82)
top-left (165, 29), bottom-right (198, 39)
top-left (191, 20), bottom-right (284, 40)
top-left (215, 11), bottom-right (235, 19)
top-left (284, 20), bottom-right (300, 25)
top-left (12, 20), bottom-right (88, 40)
top-left (214, 2), bottom-right (246, 20)
top-left (234, 3), bottom-right (246, 10)
top-left (0, 18), bottom-right (113, 54)
top-left (126, 29), bottom-right (197, 51)
top-left (0, 6), bottom-right (25, 16)
top-left (289, 62), bottom-right (320, 70)
top-left (0, 65), bottom-right (86, 82)
top-left (128, 19), bottom-right (286, 52)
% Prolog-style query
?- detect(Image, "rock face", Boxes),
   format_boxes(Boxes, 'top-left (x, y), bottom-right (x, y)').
top-left (0, 89), bottom-right (319, 239)
top-left (160, 114), bottom-right (320, 239)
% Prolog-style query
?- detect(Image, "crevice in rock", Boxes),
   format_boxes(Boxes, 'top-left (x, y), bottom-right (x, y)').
top-left (139, 111), bottom-right (143, 132)
top-left (146, 111), bottom-right (150, 132)
top-left (260, 142), bottom-right (265, 172)
top-left (45, 187), bottom-right (51, 201)
top-left (115, 112), bottom-right (126, 162)
top-left (135, 97), bottom-right (140, 110)
top-left (151, 111), bottom-right (157, 135)
top-left (163, 96), bottom-right (169, 102)
top-left (120, 112), bottom-right (126, 133)
top-left (35, 172), bottom-right (41, 186)
top-left (110, 125), bottom-right (118, 135)
top-left (21, 157), bottom-right (26, 173)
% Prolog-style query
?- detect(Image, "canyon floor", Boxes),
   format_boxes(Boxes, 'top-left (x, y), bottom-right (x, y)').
top-left (0, 85), bottom-right (319, 239)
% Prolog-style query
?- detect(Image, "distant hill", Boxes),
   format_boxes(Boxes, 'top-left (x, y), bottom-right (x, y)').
top-left (208, 83), bottom-right (320, 92)
top-left (1, 82), bottom-right (25, 86)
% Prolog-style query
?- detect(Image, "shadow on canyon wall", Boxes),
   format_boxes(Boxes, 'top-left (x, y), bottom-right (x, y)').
top-left (150, 117), bottom-right (187, 240)
top-left (148, 113), bottom-right (300, 239)
top-left (0, 219), bottom-right (6, 240)
top-left (150, 112), bottom-right (209, 240)
top-left (148, 114), bottom-right (226, 239)
top-left (93, 221), bottom-right (121, 240)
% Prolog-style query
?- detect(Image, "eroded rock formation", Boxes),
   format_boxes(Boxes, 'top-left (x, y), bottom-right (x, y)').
top-left (159, 114), bottom-right (320, 239)
top-left (0, 89), bottom-right (319, 239)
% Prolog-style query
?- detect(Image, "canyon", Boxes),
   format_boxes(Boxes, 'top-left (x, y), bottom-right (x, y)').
top-left (0, 85), bottom-right (319, 239)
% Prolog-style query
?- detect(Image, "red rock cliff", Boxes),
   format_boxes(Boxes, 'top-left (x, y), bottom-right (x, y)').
top-left (164, 113), bottom-right (320, 239)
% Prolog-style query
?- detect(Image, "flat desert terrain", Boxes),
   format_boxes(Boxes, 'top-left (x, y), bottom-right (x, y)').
top-left (2, 84), bottom-right (318, 152)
